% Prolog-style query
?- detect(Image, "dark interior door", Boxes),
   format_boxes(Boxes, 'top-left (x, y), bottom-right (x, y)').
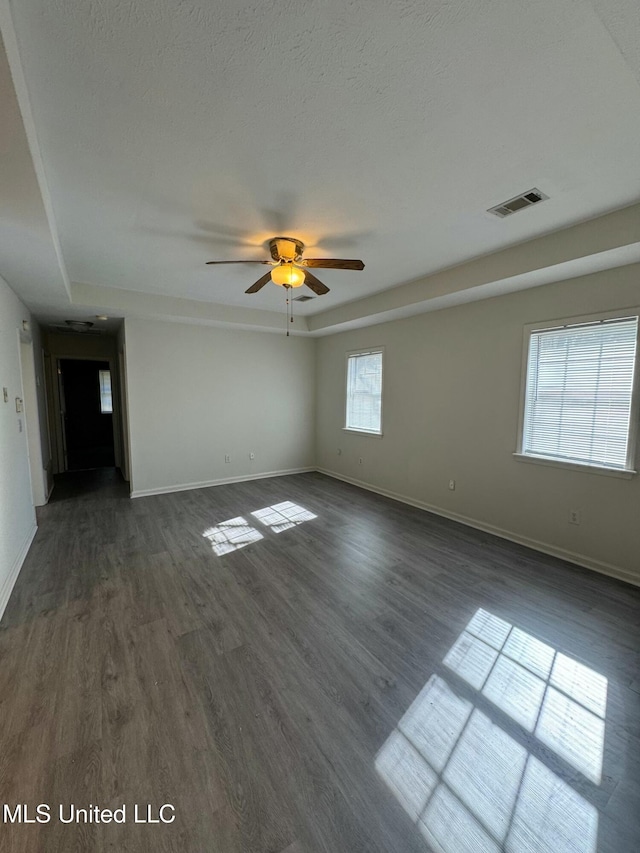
top-left (60, 359), bottom-right (115, 470)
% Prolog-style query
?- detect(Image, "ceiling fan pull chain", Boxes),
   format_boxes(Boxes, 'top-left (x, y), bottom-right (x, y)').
top-left (286, 290), bottom-right (290, 336)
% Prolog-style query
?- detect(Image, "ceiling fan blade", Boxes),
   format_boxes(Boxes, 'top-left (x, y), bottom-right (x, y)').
top-left (301, 258), bottom-right (364, 270)
top-left (303, 270), bottom-right (330, 295)
top-left (206, 259), bottom-right (272, 265)
top-left (245, 271), bottom-right (273, 294)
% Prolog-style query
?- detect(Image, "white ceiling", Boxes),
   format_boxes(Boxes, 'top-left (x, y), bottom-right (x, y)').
top-left (1, 0), bottom-right (640, 332)
top-left (0, 29), bottom-right (69, 312)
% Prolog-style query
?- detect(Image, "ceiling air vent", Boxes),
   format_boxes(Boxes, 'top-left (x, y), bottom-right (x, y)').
top-left (293, 294), bottom-right (315, 302)
top-left (488, 188), bottom-right (548, 218)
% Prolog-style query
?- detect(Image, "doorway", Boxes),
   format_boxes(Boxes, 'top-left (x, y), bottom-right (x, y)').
top-left (18, 333), bottom-right (49, 505)
top-left (59, 359), bottom-right (115, 470)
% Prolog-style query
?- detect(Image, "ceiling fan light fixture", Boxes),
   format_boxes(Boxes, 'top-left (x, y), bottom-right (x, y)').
top-left (271, 263), bottom-right (305, 288)
top-left (206, 235), bottom-right (363, 299)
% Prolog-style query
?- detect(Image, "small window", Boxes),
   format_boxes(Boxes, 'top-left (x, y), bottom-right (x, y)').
top-left (519, 315), bottom-right (638, 472)
top-left (345, 349), bottom-right (383, 434)
top-left (99, 369), bottom-right (113, 414)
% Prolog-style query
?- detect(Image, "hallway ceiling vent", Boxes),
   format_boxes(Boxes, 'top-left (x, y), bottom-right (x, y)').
top-left (293, 294), bottom-right (315, 302)
top-left (488, 188), bottom-right (548, 218)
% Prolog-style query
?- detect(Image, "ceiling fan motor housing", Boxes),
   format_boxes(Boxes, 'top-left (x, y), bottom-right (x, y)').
top-left (270, 237), bottom-right (304, 262)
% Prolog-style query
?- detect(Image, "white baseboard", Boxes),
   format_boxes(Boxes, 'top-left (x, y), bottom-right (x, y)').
top-left (317, 468), bottom-right (639, 589)
top-left (131, 467), bottom-right (316, 499)
top-left (0, 522), bottom-right (37, 622)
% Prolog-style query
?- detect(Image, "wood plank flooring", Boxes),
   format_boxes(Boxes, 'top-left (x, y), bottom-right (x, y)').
top-left (1, 469), bottom-right (639, 852)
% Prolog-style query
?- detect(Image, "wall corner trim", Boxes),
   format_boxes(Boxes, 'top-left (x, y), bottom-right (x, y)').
top-left (316, 468), bottom-right (639, 589)
top-left (0, 522), bottom-right (38, 623)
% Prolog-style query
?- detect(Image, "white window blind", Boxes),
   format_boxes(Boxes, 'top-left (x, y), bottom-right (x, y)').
top-left (98, 369), bottom-right (113, 414)
top-left (522, 317), bottom-right (638, 470)
top-left (346, 350), bottom-right (383, 433)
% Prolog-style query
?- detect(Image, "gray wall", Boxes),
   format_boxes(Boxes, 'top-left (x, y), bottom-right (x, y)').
top-left (316, 263), bottom-right (640, 585)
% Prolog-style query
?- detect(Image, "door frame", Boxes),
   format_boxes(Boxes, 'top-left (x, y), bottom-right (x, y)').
top-left (46, 354), bottom-right (123, 474)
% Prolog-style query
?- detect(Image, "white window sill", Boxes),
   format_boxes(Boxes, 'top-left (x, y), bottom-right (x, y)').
top-left (513, 452), bottom-right (636, 479)
top-left (342, 427), bottom-right (383, 439)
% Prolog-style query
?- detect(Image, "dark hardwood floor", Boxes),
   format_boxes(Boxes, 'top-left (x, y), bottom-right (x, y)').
top-left (1, 470), bottom-right (639, 852)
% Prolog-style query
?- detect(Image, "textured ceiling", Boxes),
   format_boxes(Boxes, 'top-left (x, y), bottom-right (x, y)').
top-left (0, 31), bottom-right (68, 311)
top-left (2, 0), bottom-right (640, 324)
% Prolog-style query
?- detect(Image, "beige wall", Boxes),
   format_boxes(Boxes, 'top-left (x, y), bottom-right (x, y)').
top-left (316, 263), bottom-right (640, 585)
top-left (124, 318), bottom-right (316, 496)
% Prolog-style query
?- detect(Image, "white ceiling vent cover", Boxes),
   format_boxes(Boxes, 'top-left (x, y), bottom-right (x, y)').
top-left (293, 294), bottom-right (315, 302)
top-left (488, 188), bottom-right (548, 218)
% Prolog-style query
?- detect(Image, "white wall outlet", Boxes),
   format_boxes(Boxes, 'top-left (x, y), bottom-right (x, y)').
top-left (569, 509), bottom-right (581, 525)
top-left (249, 452), bottom-right (255, 460)
top-left (224, 454), bottom-right (231, 463)
top-left (15, 397), bottom-right (23, 413)
top-left (449, 480), bottom-right (456, 491)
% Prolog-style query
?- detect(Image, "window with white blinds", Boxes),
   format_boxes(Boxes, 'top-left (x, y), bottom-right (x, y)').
top-left (521, 316), bottom-right (638, 470)
top-left (345, 350), bottom-right (383, 434)
top-left (98, 369), bottom-right (113, 414)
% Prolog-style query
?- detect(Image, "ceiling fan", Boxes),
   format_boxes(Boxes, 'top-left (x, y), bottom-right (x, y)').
top-left (206, 236), bottom-right (364, 295)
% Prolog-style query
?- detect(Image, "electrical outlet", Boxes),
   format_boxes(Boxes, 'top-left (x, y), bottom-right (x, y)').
top-left (449, 480), bottom-right (456, 491)
top-left (359, 457), bottom-right (363, 464)
top-left (224, 454), bottom-right (231, 463)
top-left (569, 509), bottom-right (581, 525)
top-left (249, 452), bottom-right (255, 460)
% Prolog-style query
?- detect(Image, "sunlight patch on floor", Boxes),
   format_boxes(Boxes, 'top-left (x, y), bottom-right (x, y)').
top-left (202, 516), bottom-right (264, 556)
top-left (251, 501), bottom-right (317, 533)
top-left (376, 608), bottom-right (604, 853)
top-left (203, 501), bottom-right (316, 555)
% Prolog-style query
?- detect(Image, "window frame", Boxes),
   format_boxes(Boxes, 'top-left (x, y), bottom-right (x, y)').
top-left (514, 308), bottom-right (640, 479)
top-left (343, 346), bottom-right (385, 437)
